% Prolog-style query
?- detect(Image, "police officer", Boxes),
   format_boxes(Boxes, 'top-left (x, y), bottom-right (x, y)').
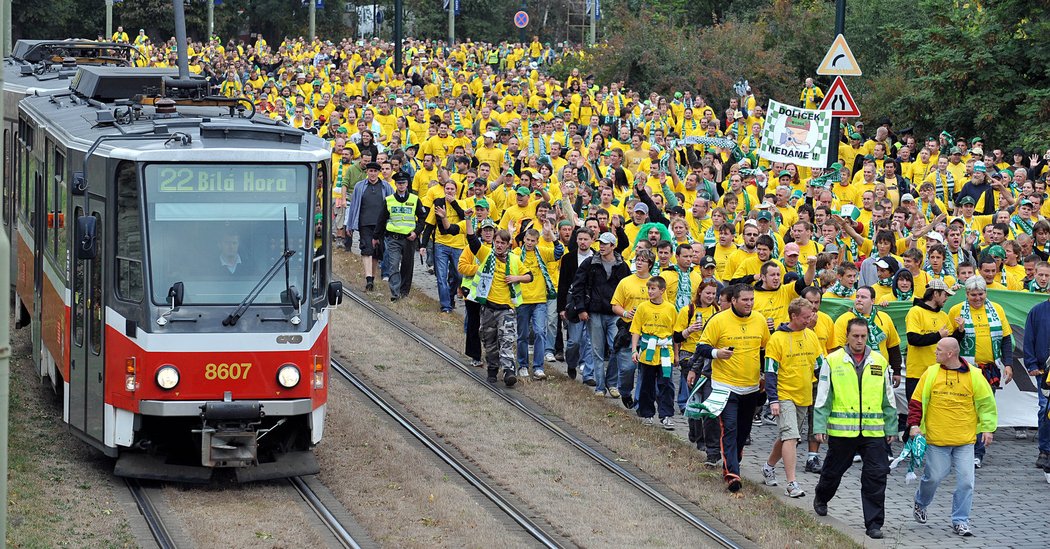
top-left (812, 317), bottom-right (898, 540)
top-left (375, 172), bottom-right (425, 301)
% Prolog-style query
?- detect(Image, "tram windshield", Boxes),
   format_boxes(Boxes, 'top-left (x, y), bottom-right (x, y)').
top-left (143, 163), bottom-right (312, 306)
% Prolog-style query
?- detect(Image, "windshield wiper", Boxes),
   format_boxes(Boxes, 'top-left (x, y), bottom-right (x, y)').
top-left (222, 209), bottom-right (297, 327)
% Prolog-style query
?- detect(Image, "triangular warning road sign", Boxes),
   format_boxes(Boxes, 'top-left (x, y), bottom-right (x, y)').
top-left (817, 34), bottom-right (862, 76)
top-left (819, 76), bottom-right (860, 117)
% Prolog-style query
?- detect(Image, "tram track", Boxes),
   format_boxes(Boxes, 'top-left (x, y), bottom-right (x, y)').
top-left (329, 357), bottom-right (566, 549)
top-left (289, 475), bottom-right (364, 549)
top-left (339, 286), bottom-right (749, 549)
top-left (125, 479), bottom-right (178, 549)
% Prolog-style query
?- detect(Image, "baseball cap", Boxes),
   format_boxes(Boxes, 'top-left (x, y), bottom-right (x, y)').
top-left (633, 202), bottom-right (649, 214)
top-left (479, 218), bottom-right (497, 230)
top-left (667, 205), bottom-right (686, 216)
top-left (598, 232), bottom-right (617, 245)
top-left (950, 146), bottom-right (963, 155)
top-left (986, 245), bottom-right (1006, 259)
top-left (515, 186), bottom-right (531, 196)
top-left (823, 243), bottom-right (840, 254)
top-left (874, 257), bottom-right (899, 272)
top-left (957, 196), bottom-right (976, 206)
top-left (1020, 198), bottom-right (1034, 207)
top-left (756, 211), bottom-right (773, 222)
top-left (974, 161), bottom-right (986, 173)
top-left (784, 243), bottom-right (801, 256)
top-left (700, 255), bottom-right (717, 268)
top-left (778, 170), bottom-right (792, 179)
top-left (901, 193), bottom-right (915, 202)
top-left (483, 131), bottom-right (496, 139)
top-left (475, 198), bottom-right (490, 209)
top-left (927, 278), bottom-right (955, 296)
top-left (744, 219), bottom-right (760, 228)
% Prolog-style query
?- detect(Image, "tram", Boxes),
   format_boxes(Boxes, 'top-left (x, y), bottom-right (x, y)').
top-left (4, 14), bottom-right (339, 482)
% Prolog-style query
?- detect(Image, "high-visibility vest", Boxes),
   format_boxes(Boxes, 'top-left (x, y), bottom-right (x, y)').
top-left (825, 348), bottom-right (891, 438)
top-left (384, 193), bottom-right (418, 235)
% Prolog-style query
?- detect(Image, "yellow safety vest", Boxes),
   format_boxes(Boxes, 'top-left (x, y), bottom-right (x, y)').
top-left (825, 348), bottom-right (891, 438)
top-left (384, 193), bottom-right (418, 235)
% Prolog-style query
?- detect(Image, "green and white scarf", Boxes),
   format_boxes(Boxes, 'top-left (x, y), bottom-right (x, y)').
top-left (519, 247), bottom-right (556, 300)
top-left (935, 171), bottom-right (955, 204)
top-left (703, 226), bottom-right (717, 249)
top-left (827, 281), bottom-right (856, 298)
top-left (1012, 215), bottom-right (1034, 236)
top-left (640, 334), bottom-right (675, 377)
top-left (852, 307), bottom-right (887, 351)
top-left (959, 300), bottom-right (1003, 368)
top-left (672, 265), bottom-right (693, 311)
top-left (894, 288), bottom-right (913, 302)
top-left (1027, 279), bottom-right (1050, 294)
top-left (475, 250), bottom-right (521, 306)
top-left (838, 236), bottom-right (859, 262)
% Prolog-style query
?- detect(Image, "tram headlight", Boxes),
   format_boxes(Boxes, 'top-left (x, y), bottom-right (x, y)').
top-left (155, 365), bottom-right (180, 390)
top-left (277, 364), bottom-right (301, 388)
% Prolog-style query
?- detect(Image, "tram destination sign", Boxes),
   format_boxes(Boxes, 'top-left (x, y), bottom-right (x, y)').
top-left (147, 164), bottom-right (302, 194)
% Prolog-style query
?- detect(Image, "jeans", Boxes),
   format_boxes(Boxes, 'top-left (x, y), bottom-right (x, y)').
top-left (516, 302), bottom-right (547, 370)
top-left (565, 318), bottom-right (593, 379)
top-left (1038, 379), bottom-right (1050, 454)
top-left (638, 364), bottom-right (675, 419)
top-left (719, 391), bottom-right (762, 480)
top-left (383, 235), bottom-right (417, 298)
top-left (544, 298), bottom-right (559, 355)
top-left (618, 346), bottom-right (636, 397)
top-left (914, 443), bottom-right (975, 525)
top-left (588, 313), bottom-right (619, 392)
top-left (676, 353), bottom-right (693, 412)
top-left (464, 300), bottom-right (481, 361)
top-left (974, 385), bottom-right (997, 460)
top-left (434, 244), bottom-right (463, 312)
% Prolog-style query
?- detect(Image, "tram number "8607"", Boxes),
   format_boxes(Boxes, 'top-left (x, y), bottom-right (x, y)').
top-left (204, 362), bottom-right (253, 380)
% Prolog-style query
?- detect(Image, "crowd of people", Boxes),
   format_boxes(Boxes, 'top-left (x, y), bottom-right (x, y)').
top-left (117, 27), bottom-right (1050, 540)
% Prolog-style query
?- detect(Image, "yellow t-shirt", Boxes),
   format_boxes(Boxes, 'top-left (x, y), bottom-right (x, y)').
top-left (913, 365), bottom-right (981, 446)
top-left (753, 285), bottom-right (799, 326)
top-left (814, 311), bottom-right (836, 353)
top-left (611, 275), bottom-right (651, 319)
top-left (660, 268), bottom-right (702, 309)
top-left (765, 328), bottom-right (823, 406)
top-left (675, 304), bottom-right (718, 354)
top-left (699, 311), bottom-right (770, 388)
top-left (517, 246), bottom-right (558, 305)
top-left (833, 310), bottom-right (901, 359)
top-left (904, 306), bottom-right (951, 379)
top-left (472, 245), bottom-right (519, 307)
top-left (630, 300), bottom-right (678, 366)
top-left (946, 301), bottom-right (1012, 364)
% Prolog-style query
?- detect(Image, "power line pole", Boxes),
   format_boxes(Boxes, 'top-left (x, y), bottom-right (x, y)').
top-left (589, 0), bottom-right (596, 47)
top-left (827, 0), bottom-right (846, 169)
top-left (448, 0), bottom-right (454, 45)
top-left (208, 0), bottom-right (214, 39)
top-left (105, 0), bottom-right (114, 40)
top-left (308, 0), bottom-right (316, 41)
top-left (3, 0), bottom-right (11, 56)
top-left (394, 0), bottom-right (403, 73)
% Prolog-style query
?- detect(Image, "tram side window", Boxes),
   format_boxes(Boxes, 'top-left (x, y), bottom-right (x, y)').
top-left (90, 212), bottom-right (103, 356)
top-left (312, 161), bottom-right (328, 298)
top-left (73, 206), bottom-right (85, 348)
top-left (44, 142), bottom-right (54, 258)
top-left (3, 129), bottom-right (9, 227)
top-left (114, 162), bottom-right (143, 302)
top-left (55, 151), bottom-right (68, 261)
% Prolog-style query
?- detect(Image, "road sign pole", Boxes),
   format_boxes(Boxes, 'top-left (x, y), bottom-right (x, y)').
top-left (105, 0), bottom-right (114, 40)
top-left (827, 0), bottom-right (846, 169)
top-left (208, 0), bottom-right (214, 39)
top-left (308, 0), bottom-right (316, 41)
top-left (589, 0), bottom-right (596, 47)
top-left (519, 1), bottom-right (526, 43)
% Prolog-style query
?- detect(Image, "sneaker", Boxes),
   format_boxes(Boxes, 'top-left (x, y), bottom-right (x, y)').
top-left (470, 359), bottom-right (483, 368)
top-left (533, 369), bottom-right (547, 380)
top-left (555, 352), bottom-right (565, 362)
top-left (762, 464), bottom-right (779, 486)
top-left (426, 266), bottom-right (435, 275)
top-left (913, 502), bottom-right (927, 524)
top-left (608, 387), bottom-right (621, 398)
top-left (517, 367), bottom-right (529, 379)
top-left (1036, 452), bottom-right (1050, 470)
top-left (726, 476), bottom-right (742, 493)
top-left (853, 454), bottom-right (862, 463)
top-left (595, 389), bottom-right (606, 397)
top-left (974, 457), bottom-right (982, 468)
top-left (567, 367), bottom-right (577, 380)
top-left (704, 454), bottom-right (721, 467)
top-left (660, 417), bottom-right (675, 430)
top-left (381, 275), bottom-right (389, 282)
top-left (866, 527), bottom-right (884, 540)
top-left (642, 417), bottom-right (655, 426)
top-left (952, 522), bottom-right (973, 537)
top-left (1015, 429), bottom-right (1028, 440)
top-left (752, 413), bottom-right (763, 426)
top-left (621, 393), bottom-right (635, 409)
top-left (543, 352), bottom-right (556, 363)
top-left (762, 412), bottom-right (778, 425)
top-left (784, 481), bottom-right (805, 498)
top-left (504, 370), bottom-right (517, 387)
top-left (813, 498), bottom-right (827, 516)
top-left (584, 378), bottom-right (597, 387)
top-left (805, 455), bottom-right (823, 474)
top-left (365, 280), bottom-right (375, 292)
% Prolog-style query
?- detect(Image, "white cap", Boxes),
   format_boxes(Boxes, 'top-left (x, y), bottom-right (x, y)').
top-left (901, 193), bottom-right (915, 202)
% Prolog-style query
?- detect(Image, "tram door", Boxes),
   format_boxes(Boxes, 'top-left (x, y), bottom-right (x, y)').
top-left (69, 202), bottom-right (105, 441)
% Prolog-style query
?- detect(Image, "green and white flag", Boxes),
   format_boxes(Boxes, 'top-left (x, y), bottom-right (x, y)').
top-left (759, 99), bottom-right (832, 168)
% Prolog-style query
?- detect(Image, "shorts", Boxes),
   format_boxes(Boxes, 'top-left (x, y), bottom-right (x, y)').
top-left (776, 401), bottom-right (809, 442)
top-left (333, 205), bottom-right (346, 230)
top-left (359, 224), bottom-right (377, 256)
